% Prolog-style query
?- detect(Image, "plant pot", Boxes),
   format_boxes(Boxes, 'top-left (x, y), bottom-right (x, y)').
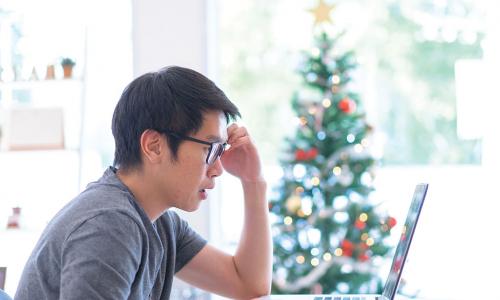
top-left (62, 65), bottom-right (74, 79)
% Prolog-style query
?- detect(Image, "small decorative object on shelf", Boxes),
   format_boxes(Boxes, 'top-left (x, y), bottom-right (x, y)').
top-left (29, 66), bottom-right (39, 81)
top-left (7, 207), bottom-right (22, 229)
top-left (12, 64), bottom-right (22, 81)
top-left (61, 57), bottom-right (76, 79)
top-left (0, 266), bottom-right (6, 290)
top-left (45, 64), bottom-right (55, 80)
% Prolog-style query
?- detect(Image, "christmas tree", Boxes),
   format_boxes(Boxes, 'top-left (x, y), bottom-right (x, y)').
top-left (270, 0), bottom-right (397, 294)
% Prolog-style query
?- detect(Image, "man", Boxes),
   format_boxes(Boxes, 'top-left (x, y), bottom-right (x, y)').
top-left (15, 66), bottom-right (272, 299)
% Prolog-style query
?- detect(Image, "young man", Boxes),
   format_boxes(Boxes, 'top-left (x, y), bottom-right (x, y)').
top-left (15, 66), bottom-right (272, 299)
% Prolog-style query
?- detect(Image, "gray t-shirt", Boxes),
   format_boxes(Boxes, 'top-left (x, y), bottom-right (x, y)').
top-left (15, 167), bottom-right (207, 300)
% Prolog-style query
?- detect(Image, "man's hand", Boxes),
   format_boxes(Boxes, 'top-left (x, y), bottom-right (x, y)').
top-left (221, 123), bottom-right (264, 183)
top-left (176, 123), bottom-right (272, 298)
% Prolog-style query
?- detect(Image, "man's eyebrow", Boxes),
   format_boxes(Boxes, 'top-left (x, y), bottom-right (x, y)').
top-left (205, 135), bottom-right (226, 143)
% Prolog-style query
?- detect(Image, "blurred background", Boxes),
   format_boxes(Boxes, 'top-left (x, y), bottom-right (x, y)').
top-left (0, 0), bottom-right (499, 299)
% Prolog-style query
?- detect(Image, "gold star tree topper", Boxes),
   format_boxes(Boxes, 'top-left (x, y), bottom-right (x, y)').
top-left (309, 0), bottom-right (336, 25)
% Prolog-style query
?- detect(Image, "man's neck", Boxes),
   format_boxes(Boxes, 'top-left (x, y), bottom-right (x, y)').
top-left (116, 168), bottom-right (169, 222)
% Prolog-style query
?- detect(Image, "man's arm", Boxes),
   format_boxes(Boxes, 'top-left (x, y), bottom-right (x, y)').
top-left (176, 124), bottom-right (272, 298)
top-left (60, 212), bottom-right (143, 299)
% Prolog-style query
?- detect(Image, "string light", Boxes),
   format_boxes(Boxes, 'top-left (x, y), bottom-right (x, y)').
top-left (322, 98), bottom-right (332, 108)
top-left (331, 85), bottom-right (340, 93)
top-left (361, 233), bottom-right (369, 241)
top-left (332, 75), bottom-right (340, 84)
top-left (308, 106), bottom-right (317, 115)
top-left (296, 255), bottom-right (305, 264)
top-left (299, 117), bottom-right (308, 126)
top-left (311, 258), bottom-right (320, 266)
top-left (359, 213), bottom-right (368, 222)
top-left (297, 210), bottom-right (306, 218)
top-left (366, 238), bottom-right (375, 246)
top-left (332, 166), bottom-right (342, 176)
top-left (323, 252), bottom-right (332, 261)
top-left (354, 144), bottom-right (363, 153)
top-left (317, 131), bottom-right (326, 140)
top-left (361, 138), bottom-right (369, 147)
top-left (347, 134), bottom-right (355, 143)
top-left (295, 187), bottom-right (304, 193)
top-left (302, 207), bottom-right (312, 216)
top-left (311, 177), bottom-right (320, 186)
top-left (311, 47), bottom-right (321, 57)
top-left (334, 248), bottom-right (343, 256)
top-left (311, 248), bottom-right (320, 256)
top-left (284, 216), bottom-right (293, 225)
top-left (307, 73), bottom-right (318, 82)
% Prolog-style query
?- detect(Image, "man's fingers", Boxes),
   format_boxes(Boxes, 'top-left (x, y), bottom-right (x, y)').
top-left (226, 123), bottom-right (239, 136)
top-left (226, 136), bottom-right (251, 151)
top-left (227, 125), bottom-right (249, 145)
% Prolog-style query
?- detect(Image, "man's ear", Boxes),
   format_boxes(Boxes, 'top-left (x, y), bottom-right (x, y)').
top-left (140, 129), bottom-right (166, 164)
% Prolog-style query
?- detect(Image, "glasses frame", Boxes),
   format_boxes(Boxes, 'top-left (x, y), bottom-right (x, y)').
top-left (158, 130), bottom-right (227, 165)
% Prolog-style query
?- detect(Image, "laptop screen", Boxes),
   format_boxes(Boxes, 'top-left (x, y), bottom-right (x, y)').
top-left (382, 183), bottom-right (428, 300)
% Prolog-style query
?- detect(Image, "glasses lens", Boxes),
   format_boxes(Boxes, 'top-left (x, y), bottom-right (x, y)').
top-left (207, 143), bottom-right (225, 165)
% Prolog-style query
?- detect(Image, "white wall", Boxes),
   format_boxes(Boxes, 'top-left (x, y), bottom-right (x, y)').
top-left (131, 0), bottom-right (213, 239)
top-left (132, 0), bottom-right (208, 76)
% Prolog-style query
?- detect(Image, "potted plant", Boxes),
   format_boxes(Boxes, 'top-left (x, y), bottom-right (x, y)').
top-left (61, 58), bottom-right (76, 79)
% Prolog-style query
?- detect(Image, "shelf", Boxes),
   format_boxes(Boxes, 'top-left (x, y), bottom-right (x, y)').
top-left (0, 148), bottom-right (80, 155)
top-left (0, 78), bottom-right (84, 90)
top-left (0, 78), bottom-right (84, 107)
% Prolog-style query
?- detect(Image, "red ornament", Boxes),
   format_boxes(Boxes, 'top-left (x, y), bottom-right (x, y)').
top-left (307, 148), bottom-right (318, 159)
top-left (338, 97), bottom-right (357, 114)
top-left (354, 219), bottom-right (366, 230)
top-left (387, 217), bottom-right (397, 228)
top-left (295, 148), bottom-right (319, 161)
top-left (359, 242), bottom-right (369, 250)
top-left (358, 252), bottom-right (370, 262)
top-left (341, 240), bottom-right (354, 256)
top-left (343, 249), bottom-right (353, 257)
top-left (295, 149), bottom-right (307, 160)
top-left (311, 283), bottom-right (323, 294)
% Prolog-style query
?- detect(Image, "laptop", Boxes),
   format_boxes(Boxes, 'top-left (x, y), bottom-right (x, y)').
top-left (260, 183), bottom-right (429, 300)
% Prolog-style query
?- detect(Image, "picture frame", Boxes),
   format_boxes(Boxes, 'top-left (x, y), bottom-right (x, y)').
top-left (7, 107), bottom-right (65, 150)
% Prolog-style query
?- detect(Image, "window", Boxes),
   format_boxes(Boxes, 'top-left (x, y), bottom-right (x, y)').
top-left (217, 0), bottom-right (486, 167)
top-left (215, 0), bottom-right (497, 297)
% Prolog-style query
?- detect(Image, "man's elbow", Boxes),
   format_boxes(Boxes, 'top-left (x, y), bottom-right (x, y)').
top-left (247, 279), bottom-right (271, 298)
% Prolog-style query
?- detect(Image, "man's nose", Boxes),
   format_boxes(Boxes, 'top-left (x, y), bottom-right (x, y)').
top-left (208, 158), bottom-right (224, 178)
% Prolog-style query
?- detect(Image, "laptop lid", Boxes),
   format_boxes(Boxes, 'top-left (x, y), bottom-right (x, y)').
top-left (382, 183), bottom-right (428, 300)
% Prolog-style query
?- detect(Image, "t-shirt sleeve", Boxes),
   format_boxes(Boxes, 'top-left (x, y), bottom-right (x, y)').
top-left (169, 212), bottom-right (207, 273)
top-left (60, 211), bottom-right (143, 299)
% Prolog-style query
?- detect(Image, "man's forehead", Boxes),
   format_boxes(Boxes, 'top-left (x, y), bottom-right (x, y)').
top-left (199, 112), bottom-right (229, 142)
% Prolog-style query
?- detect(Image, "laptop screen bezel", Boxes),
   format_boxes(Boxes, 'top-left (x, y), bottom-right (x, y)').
top-left (382, 183), bottom-right (428, 300)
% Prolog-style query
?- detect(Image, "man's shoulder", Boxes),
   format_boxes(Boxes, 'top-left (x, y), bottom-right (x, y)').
top-left (42, 182), bottom-right (144, 243)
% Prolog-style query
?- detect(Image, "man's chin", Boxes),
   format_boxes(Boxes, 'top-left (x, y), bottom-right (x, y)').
top-left (181, 201), bottom-right (202, 212)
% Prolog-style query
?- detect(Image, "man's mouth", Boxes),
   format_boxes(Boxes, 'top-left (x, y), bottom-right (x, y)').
top-left (199, 189), bottom-right (208, 200)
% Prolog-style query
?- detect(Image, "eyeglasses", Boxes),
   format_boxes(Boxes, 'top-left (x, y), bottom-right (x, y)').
top-left (159, 130), bottom-right (227, 165)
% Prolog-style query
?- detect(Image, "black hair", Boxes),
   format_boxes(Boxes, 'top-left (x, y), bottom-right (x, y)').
top-left (111, 66), bottom-right (240, 170)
